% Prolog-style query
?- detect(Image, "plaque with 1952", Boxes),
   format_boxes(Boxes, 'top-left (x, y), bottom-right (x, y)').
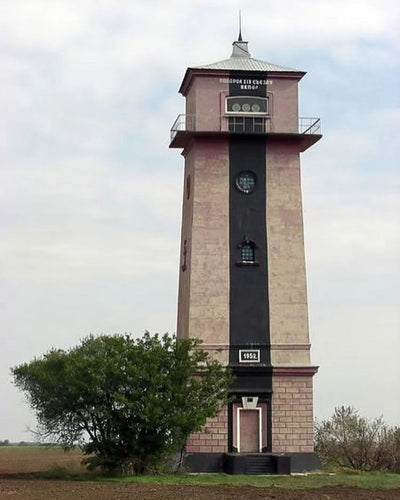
top-left (239, 349), bottom-right (260, 363)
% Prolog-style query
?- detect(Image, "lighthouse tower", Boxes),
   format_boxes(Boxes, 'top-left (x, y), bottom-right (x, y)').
top-left (170, 34), bottom-right (321, 473)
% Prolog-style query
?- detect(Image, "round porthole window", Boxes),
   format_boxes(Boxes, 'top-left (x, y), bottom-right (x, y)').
top-left (236, 171), bottom-right (257, 194)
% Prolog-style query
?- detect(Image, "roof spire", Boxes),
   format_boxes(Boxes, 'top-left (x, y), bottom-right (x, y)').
top-left (231, 11), bottom-right (250, 59)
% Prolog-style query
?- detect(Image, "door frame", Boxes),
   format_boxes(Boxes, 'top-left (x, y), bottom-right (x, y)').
top-left (237, 407), bottom-right (262, 453)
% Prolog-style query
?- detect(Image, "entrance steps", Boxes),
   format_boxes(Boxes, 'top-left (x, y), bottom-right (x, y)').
top-left (224, 453), bottom-right (282, 474)
top-left (245, 454), bottom-right (275, 474)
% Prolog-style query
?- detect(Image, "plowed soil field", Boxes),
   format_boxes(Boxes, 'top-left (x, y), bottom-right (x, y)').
top-left (1, 481), bottom-right (400, 500)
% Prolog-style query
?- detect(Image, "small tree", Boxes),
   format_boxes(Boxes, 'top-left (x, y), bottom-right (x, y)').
top-left (315, 406), bottom-right (400, 472)
top-left (12, 332), bottom-right (231, 474)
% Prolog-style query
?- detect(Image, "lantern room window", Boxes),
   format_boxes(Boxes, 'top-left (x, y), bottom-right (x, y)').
top-left (226, 96), bottom-right (268, 115)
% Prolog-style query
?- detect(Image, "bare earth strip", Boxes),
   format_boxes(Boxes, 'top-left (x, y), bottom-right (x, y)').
top-left (0, 481), bottom-right (400, 500)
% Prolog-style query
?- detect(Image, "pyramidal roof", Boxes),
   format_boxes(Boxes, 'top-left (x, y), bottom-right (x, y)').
top-left (192, 39), bottom-right (301, 73)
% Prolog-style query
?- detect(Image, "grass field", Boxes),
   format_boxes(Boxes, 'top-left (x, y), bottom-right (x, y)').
top-left (0, 446), bottom-right (87, 475)
top-left (1, 446), bottom-right (400, 491)
top-left (104, 471), bottom-right (400, 490)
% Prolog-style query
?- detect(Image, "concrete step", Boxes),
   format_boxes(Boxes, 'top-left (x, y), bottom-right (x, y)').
top-left (224, 453), bottom-right (277, 474)
top-left (245, 454), bottom-right (275, 474)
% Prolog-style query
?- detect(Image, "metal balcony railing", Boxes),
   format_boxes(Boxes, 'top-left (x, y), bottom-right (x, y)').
top-left (299, 117), bottom-right (321, 134)
top-left (170, 114), bottom-right (195, 141)
top-left (170, 114), bottom-right (321, 142)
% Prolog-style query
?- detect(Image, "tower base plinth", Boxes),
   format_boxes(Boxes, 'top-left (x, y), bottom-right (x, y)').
top-left (183, 452), bottom-right (321, 474)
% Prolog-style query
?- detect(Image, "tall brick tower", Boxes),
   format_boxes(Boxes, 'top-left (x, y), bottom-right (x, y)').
top-left (170, 34), bottom-right (321, 474)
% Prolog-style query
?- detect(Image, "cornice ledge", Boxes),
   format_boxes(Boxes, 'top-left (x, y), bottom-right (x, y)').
top-left (272, 366), bottom-right (319, 376)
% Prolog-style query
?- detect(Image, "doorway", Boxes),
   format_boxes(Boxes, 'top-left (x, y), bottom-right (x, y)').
top-left (237, 408), bottom-right (262, 453)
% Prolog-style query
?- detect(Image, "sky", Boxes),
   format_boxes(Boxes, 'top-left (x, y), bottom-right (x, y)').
top-left (1, 0), bottom-right (399, 441)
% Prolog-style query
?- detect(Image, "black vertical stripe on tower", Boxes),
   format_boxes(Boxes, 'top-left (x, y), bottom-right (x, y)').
top-left (228, 72), bottom-right (271, 367)
top-left (229, 72), bottom-right (267, 97)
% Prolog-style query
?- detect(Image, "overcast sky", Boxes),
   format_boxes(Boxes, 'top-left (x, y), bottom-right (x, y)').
top-left (1, 0), bottom-right (399, 441)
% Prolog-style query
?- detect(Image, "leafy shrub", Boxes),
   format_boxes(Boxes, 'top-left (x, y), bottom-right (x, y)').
top-left (315, 406), bottom-right (400, 472)
top-left (12, 332), bottom-right (232, 475)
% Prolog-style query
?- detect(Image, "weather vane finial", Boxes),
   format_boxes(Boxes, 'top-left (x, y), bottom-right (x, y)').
top-left (238, 10), bottom-right (243, 41)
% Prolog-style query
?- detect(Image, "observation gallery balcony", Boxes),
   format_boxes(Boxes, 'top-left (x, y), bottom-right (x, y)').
top-left (169, 114), bottom-right (322, 152)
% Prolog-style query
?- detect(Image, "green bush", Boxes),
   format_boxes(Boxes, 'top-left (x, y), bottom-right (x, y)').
top-left (12, 332), bottom-right (232, 475)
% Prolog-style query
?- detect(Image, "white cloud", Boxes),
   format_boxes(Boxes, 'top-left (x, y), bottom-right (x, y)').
top-left (0, 2), bottom-right (85, 50)
top-left (312, 302), bottom-right (400, 425)
top-left (302, 105), bottom-right (400, 424)
top-left (0, 155), bottom-right (181, 285)
top-left (303, 107), bottom-right (400, 296)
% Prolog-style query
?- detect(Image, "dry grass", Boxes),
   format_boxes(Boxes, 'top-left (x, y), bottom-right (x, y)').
top-left (0, 446), bottom-right (86, 475)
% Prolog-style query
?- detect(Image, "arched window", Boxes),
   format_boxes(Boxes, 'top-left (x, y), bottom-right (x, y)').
top-left (237, 238), bottom-right (258, 266)
top-left (241, 243), bottom-right (255, 262)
